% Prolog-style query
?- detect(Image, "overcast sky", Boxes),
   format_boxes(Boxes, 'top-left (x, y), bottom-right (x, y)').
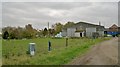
top-left (2, 2), bottom-right (118, 29)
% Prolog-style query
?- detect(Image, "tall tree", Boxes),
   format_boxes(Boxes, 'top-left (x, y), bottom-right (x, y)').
top-left (52, 23), bottom-right (63, 35)
top-left (2, 25), bottom-right (37, 39)
top-left (3, 31), bottom-right (9, 39)
top-left (49, 29), bottom-right (55, 36)
top-left (43, 28), bottom-right (48, 36)
top-left (9, 30), bottom-right (15, 39)
top-left (25, 24), bottom-right (37, 38)
top-left (63, 21), bottom-right (75, 29)
top-left (17, 27), bottom-right (24, 39)
top-left (25, 24), bottom-right (33, 30)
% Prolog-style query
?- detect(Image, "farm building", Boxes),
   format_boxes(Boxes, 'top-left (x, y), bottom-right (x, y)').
top-left (61, 22), bottom-right (105, 37)
top-left (109, 24), bottom-right (118, 32)
top-left (104, 24), bottom-right (120, 37)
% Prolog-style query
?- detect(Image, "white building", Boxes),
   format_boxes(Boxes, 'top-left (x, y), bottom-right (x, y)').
top-left (61, 22), bottom-right (105, 37)
top-left (67, 28), bottom-right (76, 37)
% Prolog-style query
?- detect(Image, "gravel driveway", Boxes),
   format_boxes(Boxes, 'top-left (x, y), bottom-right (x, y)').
top-left (68, 37), bottom-right (118, 65)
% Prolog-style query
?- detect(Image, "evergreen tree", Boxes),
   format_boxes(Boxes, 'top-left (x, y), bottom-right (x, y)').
top-left (3, 31), bottom-right (9, 39)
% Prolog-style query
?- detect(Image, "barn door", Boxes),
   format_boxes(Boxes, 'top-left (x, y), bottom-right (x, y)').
top-left (80, 32), bottom-right (82, 37)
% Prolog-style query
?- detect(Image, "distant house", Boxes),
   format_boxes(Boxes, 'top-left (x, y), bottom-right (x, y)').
top-left (105, 24), bottom-right (119, 36)
top-left (109, 24), bottom-right (118, 32)
top-left (61, 22), bottom-right (105, 37)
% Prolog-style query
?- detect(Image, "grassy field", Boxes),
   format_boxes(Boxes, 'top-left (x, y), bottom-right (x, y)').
top-left (2, 37), bottom-right (110, 65)
top-left (0, 39), bottom-right (2, 57)
top-left (0, 39), bottom-right (1, 58)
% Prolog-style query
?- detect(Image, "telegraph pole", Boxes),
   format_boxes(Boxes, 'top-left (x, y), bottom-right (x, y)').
top-left (99, 21), bottom-right (101, 26)
top-left (66, 37), bottom-right (68, 47)
top-left (48, 22), bottom-right (50, 37)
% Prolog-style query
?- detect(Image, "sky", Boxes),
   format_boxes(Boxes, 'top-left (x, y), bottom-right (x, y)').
top-left (1, 0), bottom-right (119, 29)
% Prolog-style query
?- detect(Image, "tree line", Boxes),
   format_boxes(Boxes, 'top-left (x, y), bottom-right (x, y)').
top-left (2, 21), bottom-right (75, 39)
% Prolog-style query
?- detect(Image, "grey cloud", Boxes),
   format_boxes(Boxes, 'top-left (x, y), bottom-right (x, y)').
top-left (2, 2), bottom-right (118, 29)
top-left (2, 0), bottom-right (120, 2)
top-left (0, 2), bottom-right (2, 28)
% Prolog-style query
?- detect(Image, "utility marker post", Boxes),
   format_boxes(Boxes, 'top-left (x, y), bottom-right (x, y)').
top-left (48, 22), bottom-right (50, 37)
top-left (48, 41), bottom-right (51, 51)
top-left (29, 43), bottom-right (35, 56)
top-left (66, 37), bottom-right (68, 47)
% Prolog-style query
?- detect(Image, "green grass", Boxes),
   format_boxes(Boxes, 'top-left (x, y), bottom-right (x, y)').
top-left (0, 39), bottom-right (2, 58)
top-left (2, 37), bottom-right (110, 65)
top-left (0, 39), bottom-right (2, 66)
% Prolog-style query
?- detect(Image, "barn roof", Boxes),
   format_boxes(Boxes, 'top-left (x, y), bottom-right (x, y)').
top-left (62, 21), bottom-right (105, 31)
top-left (67, 22), bottom-right (104, 28)
top-left (76, 22), bottom-right (104, 26)
top-left (109, 24), bottom-right (118, 29)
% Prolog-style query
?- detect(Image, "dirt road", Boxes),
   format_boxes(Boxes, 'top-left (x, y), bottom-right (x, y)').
top-left (69, 37), bottom-right (118, 65)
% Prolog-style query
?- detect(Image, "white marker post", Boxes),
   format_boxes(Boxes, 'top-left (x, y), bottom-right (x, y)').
top-left (29, 43), bottom-right (35, 56)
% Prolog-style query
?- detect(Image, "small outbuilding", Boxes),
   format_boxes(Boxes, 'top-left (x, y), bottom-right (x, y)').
top-left (105, 24), bottom-right (119, 37)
